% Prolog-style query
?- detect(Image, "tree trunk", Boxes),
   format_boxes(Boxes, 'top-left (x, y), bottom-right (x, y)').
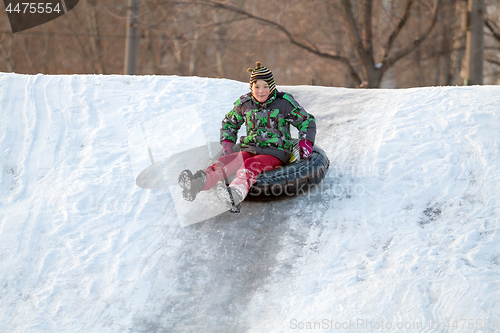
top-left (465, 0), bottom-right (484, 85)
top-left (440, 0), bottom-right (453, 85)
top-left (188, 29), bottom-right (199, 76)
top-left (0, 34), bottom-right (14, 72)
top-left (86, 0), bottom-right (105, 74)
top-left (212, 8), bottom-right (227, 78)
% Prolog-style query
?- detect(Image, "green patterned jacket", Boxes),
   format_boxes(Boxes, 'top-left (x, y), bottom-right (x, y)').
top-left (220, 91), bottom-right (316, 163)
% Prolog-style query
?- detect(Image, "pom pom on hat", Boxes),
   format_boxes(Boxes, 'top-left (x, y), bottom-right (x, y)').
top-left (247, 61), bottom-right (263, 73)
top-left (248, 61), bottom-right (276, 95)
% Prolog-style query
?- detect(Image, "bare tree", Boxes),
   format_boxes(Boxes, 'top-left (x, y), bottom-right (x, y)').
top-left (484, 1), bottom-right (500, 82)
top-left (173, 0), bottom-right (441, 87)
top-left (0, 34), bottom-right (14, 72)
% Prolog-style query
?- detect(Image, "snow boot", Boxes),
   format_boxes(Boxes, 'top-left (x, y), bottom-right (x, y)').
top-left (216, 183), bottom-right (243, 213)
top-left (178, 169), bottom-right (207, 202)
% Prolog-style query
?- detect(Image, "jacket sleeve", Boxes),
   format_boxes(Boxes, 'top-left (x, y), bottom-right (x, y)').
top-left (220, 96), bottom-right (247, 144)
top-left (282, 93), bottom-right (316, 144)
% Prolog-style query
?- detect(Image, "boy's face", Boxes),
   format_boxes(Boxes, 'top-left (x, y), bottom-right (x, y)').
top-left (252, 80), bottom-right (270, 103)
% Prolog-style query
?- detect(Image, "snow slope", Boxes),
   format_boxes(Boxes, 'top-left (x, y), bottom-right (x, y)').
top-left (0, 73), bottom-right (499, 332)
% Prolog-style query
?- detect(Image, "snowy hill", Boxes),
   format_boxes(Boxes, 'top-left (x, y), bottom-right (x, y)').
top-left (0, 73), bottom-right (499, 332)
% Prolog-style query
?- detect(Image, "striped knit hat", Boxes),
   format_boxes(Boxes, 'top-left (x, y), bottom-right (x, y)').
top-left (247, 62), bottom-right (276, 96)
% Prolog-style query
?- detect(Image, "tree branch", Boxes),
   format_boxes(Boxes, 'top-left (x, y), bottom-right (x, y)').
top-left (485, 18), bottom-right (500, 43)
top-left (384, 0), bottom-right (441, 70)
top-left (486, 58), bottom-right (500, 67)
top-left (383, 0), bottom-right (414, 61)
top-left (362, 0), bottom-right (373, 58)
top-left (340, 0), bottom-right (376, 83)
top-left (341, 0), bottom-right (370, 65)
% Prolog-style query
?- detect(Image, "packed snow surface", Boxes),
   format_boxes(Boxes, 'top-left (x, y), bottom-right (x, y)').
top-left (0, 73), bottom-right (499, 332)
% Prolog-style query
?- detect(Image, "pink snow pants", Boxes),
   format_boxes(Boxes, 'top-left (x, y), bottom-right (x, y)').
top-left (202, 151), bottom-right (283, 197)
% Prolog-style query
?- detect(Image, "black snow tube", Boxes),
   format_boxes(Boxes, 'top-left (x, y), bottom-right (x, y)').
top-left (206, 139), bottom-right (330, 198)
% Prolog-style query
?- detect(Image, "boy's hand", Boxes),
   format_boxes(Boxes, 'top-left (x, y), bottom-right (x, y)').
top-left (299, 140), bottom-right (313, 159)
top-left (222, 140), bottom-right (235, 155)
